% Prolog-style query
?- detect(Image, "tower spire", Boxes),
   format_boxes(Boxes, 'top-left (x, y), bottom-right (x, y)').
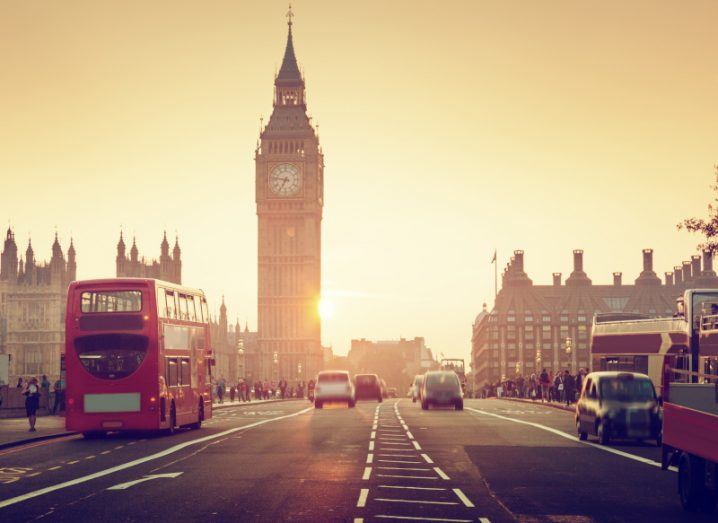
top-left (277, 4), bottom-right (301, 83)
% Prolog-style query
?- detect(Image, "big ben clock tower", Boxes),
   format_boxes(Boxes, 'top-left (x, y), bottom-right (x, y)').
top-left (255, 8), bottom-right (324, 383)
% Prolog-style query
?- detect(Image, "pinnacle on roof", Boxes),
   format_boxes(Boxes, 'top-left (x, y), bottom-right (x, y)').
top-left (68, 238), bottom-right (76, 255)
top-left (117, 231), bottom-right (126, 249)
top-left (161, 230), bottom-right (169, 248)
top-left (276, 4), bottom-right (302, 83)
top-left (173, 235), bottom-right (181, 255)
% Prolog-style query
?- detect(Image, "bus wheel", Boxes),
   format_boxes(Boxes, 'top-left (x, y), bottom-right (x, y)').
top-left (679, 452), bottom-right (705, 512)
top-left (189, 401), bottom-right (203, 430)
top-left (82, 431), bottom-right (104, 440)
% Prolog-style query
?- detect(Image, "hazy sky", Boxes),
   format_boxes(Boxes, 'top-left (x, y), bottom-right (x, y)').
top-left (1, 1), bottom-right (716, 362)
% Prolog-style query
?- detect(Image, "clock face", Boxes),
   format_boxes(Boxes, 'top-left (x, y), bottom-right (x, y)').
top-left (269, 163), bottom-right (301, 197)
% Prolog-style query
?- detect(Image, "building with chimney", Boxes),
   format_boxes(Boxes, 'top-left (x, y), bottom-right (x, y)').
top-left (471, 248), bottom-right (718, 387)
top-left (254, 8), bottom-right (324, 382)
top-left (0, 228), bottom-right (76, 381)
top-left (116, 232), bottom-right (182, 284)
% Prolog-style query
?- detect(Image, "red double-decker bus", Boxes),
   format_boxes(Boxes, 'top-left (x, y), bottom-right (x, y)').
top-left (65, 278), bottom-right (213, 437)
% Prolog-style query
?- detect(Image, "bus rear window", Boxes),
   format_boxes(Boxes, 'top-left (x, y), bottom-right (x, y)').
top-left (81, 291), bottom-right (142, 313)
top-left (75, 334), bottom-right (148, 380)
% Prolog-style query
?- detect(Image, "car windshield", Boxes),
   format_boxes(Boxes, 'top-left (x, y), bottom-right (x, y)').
top-left (426, 372), bottom-right (460, 391)
top-left (600, 377), bottom-right (655, 402)
top-left (318, 373), bottom-right (348, 383)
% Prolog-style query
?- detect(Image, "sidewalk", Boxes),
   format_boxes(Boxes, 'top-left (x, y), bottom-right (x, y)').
top-left (499, 396), bottom-right (575, 413)
top-left (0, 398), bottom-right (297, 450)
top-left (0, 415), bottom-right (73, 450)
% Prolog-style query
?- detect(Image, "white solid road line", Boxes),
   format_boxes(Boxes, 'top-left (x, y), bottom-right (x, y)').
top-left (378, 460), bottom-right (422, 464)
top-left (357, 488), bottom-right (369, 508)
top-left (466, 407), bottom-right (677, 472)
top-left (452, 488), bottom-right (475, 508)
top-left (375, 515), bottom-right (473, 522)
top-left (434, 467), bottom-right (450, 480)
top-left (379, 485), bottom-right (446, 491)
top-left (363, 467), bottom-right (373, 480)
top-left (378, 474), bottom-right (438, 480)
top-left (107, 472), bottom-right (183, 490)
top-left (378, 466), bottom-right (432, 471)
top-left (0, 406), bottom-right (313, 509)
top-left (375, 498), bottom-right (459, 505)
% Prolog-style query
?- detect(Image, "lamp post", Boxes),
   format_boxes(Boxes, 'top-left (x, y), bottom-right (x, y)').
top-left (272, 351), bottom-right (279, 380)
top-left (564, 337), bottom-right (573, 372)
top-left (237, 339), bottom-right (245, 380)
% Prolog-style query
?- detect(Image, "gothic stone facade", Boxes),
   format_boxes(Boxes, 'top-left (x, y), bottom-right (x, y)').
top-left (0, 229), bottom-right (76, 382)
top-left (471, 248), bottom-right (718, 387)
top-left (254, 15), bottom-right (324, 382)
top-left (116, 232), bottom-right (181, 284)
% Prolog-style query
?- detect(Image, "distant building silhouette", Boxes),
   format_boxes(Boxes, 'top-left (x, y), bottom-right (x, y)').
top-left (471, 248), bottom-right (718, 387)
top-left (0, 228), bottom-right (76, 381)
top-left (348, 337), bottom-right (437, 390)
top-left (116, 231), bottom-right (181, 284)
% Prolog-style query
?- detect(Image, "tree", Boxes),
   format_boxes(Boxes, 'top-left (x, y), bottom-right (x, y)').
top-left (678, 165), bottom-right (718, 253)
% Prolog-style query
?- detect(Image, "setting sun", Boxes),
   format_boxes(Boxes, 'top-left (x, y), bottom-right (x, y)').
top-left (318, 298), bottom-right (335, 320)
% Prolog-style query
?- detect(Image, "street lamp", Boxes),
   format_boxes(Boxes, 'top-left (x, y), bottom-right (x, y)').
top-left (237, 339), bottom-right (245, 380)
top-left (564, 337), bottom-right (573, 372)
top-left (272, 351), bottom-right (279, 380)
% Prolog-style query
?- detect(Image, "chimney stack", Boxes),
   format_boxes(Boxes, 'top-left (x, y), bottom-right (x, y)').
top-left (665, 272), bottom-right (673, 286)
top-left (553, 272), bottom-right (562, 286)
top-left (682, 261), bottom-right (692, 282)
top-left (514, 250), bottom-right (524, 273)
top-left (643, 249), bottom-right (654, 272)
top-left (674, 266), bottom-right (683, 285)
top-left (573, 250), bottom-right (584, 273)
top-left (703, 250), bottom-right (715, 276)
top-left (613, 272), bottom-right (622, 286)
top-left (692, 255), bottom-right (701, 278)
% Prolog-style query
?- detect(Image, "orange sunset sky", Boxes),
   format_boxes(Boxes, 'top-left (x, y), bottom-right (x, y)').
top-left (1, 1), bottom-right (716, 362)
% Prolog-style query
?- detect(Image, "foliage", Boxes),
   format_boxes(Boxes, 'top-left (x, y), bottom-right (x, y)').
top-left (678, 165), bottom-right (718, 253)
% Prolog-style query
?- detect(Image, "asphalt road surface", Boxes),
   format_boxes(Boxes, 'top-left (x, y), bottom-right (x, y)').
top-left (0, 398), bottom-right (712, 522)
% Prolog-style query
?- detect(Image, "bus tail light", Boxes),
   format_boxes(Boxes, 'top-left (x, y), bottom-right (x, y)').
top-left (149, 396), bottom-right (157, 412)
top-left (68, 397), bottom-right (76, 412)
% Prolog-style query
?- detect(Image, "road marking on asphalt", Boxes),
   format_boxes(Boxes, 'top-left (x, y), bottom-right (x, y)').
top-left (376, 498), bottom-right (459, 505)
top-left (378, 460), bottom-right (422, 464)
top-left (371, 431), bottom-right (377, 439)
top-left (373, 424), bottom-right (378, 430)
top-left (375, 515), bottom-right (472, 522)
top-left (378, 474), bottom-right (438, 480)
top-left (434, 467), bottom-right (450, 480)
top-left (107, 472), bottom-right (183, 490)
top-left (379, 466), bottom-right (432, 471)
top-left (66, 460), bottom-right (79, 465)
top-left (466, 407), bottom-right (677, 472)
top-left (363, 467), bottom-right (373, 480)
top-left (48, 466), bottom-right (62, 471)
top-left (379, 485), bottom-right (446, 491)
top-left (405, 431), bottom-right (414, 439)
top-left (100, 451), bottom-right (111, 455)
top-left (411, 441), bottom-right (422, 450)
top-left (421, 453), bottom-right (434, 464)
top-left (357, 488), bottom-right (369, 508)
top-left (369, 441), bottom-right (375, 451)
top-left (27, 472), bottom-right (41, 478)
top-left (85, 455), bottom-right (95, 460)
top-left (367, 454), bottom-right (374, 464)
top-left (0, 406), bottom-right (313, 509)
top-left (479, 519), bottom-right (491, 523)
top-left (381, 442), bottom-right (411, 446)
top-left (452, 488), bottom-right (475, 508)
top-left (354, 519), bottom-right (364, 523)
top-left (127, 442), bottom-right (136, 446)
top-left (114, 446), bottom-right (124, 450)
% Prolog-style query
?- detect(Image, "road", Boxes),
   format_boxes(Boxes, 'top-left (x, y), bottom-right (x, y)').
top-left (0, 398), bottom-right (711, 522)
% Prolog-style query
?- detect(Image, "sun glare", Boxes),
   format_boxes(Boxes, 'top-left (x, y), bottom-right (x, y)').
top-left (318, 298), bottom-right (335, 320)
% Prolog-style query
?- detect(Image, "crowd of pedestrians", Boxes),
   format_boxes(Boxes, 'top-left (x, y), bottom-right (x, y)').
top-left (213, 377), bottom-right (311, 403)
top-left (480, 368), bottom-right (588, 406)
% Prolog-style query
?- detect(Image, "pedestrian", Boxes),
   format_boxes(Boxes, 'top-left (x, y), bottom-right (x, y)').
top-left (52, 378), bottom-right (63, 414)
top-left (16, 377), bottom-right (24, 388)
top-left (216, 382), bottom-right (224, 404)
top-left (263, 379), bottom-right (270, 400)
top-left (229, 384), bottom-right (236, 402)
top-left (307, 379), bottom-right (315, 401)
top-left (563, 370), bottom-right (575, 406)
top-left (23, 377), bottom-right (41, 432)
top-left (539, 368), bottom-right (550, 402)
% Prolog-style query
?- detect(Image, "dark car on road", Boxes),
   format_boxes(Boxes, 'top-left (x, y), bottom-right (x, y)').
top-left (354, 374), bottom-right (383, 402)
top-left (421, 371), bottom-right (463, 410)
top-left (575, 371), bottom-right (662, 446)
